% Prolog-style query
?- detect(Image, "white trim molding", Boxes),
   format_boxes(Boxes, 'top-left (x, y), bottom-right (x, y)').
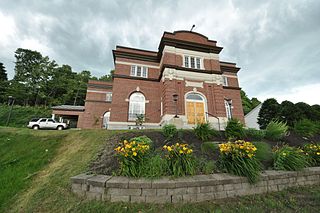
top-left (162, 68), bottom-right (223, 85)
top-left (116, 60), bottom-right (160, 69)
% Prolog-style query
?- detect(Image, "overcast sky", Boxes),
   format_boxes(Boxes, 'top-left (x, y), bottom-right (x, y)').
top-left (1, 0), bottom-right (320, 105)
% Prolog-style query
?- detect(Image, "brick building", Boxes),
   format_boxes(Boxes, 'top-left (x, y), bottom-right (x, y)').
top-left (53, 31), bottom-right (244, 129)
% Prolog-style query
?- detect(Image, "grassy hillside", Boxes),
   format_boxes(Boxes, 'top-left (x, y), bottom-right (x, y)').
top-left (0, 128), bottom-right (319, 213)
top-left (0, 105), bottom-right (51, 127)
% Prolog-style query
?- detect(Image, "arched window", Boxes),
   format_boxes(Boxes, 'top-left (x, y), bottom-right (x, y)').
top-left (186, 93), bottom-right (204, 101)
top-left (128, 92), bottom-right (145, 121)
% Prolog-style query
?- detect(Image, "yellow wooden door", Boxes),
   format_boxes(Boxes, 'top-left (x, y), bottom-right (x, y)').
top-left (195, 102), bottom-right (205, 124)
top-left (187, 102), bottom-right (195, 124)
top-left (187, 101), bottom-right (205, 124)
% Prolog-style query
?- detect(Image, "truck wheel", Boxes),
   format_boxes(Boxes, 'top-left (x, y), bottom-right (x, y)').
top-left (33, 125), bottom-right (39, 130)
top-left (57, 126), bottom-right (63, 130)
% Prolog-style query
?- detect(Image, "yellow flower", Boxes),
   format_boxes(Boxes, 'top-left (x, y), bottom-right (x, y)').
top-left (167, 147), bottom-right (172, 151)
top-left (133, 152), bottom-right (137, 156)
top-left (183, 147), bottom-right (187, 151)
top-left (132, 148), bottom-right (136, 151)
top-left (317, 152), bottom-right (320, 155)
top-left (179, 150), bottom-right (183, 154)
top-left (163, 145), bottom-right (167, 149)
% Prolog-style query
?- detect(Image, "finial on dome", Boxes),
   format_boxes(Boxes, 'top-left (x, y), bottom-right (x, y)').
top-left (190, 24), bottom-right (195, 32)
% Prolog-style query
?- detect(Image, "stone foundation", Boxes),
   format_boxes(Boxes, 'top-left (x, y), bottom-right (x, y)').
top-left (71, 167), bottom-right (320, 203)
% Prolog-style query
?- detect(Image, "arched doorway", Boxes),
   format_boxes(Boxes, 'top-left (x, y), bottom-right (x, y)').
top-left (103, 111), bottom-right (110, 129)
top-left (185, 92), bottom-right (206, 124)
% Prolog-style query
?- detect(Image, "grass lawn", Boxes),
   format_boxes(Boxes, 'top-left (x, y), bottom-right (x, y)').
top-left (0, 127), bottom-right (319, 212)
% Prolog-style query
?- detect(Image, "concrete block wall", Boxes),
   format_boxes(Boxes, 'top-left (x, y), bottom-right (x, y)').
top-left (70, 167), bottom-right (320, 203)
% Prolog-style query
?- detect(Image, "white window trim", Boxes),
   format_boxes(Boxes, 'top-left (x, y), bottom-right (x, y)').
top-left (225, 100), bottom-right (232, 120)
top-left (222, 76), bottom-right (228, 86)
top-left (106, 92), bottom-right (112, 102)
top-left (183, 55), bottom-right (203, 70)
top-left (128, 92), bottom-right (146, 121)
top-left (130, 65), bottom-right (148, 78)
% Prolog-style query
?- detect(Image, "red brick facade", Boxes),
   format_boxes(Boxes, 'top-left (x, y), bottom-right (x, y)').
top-left (75, 31), bottom-right (244, 129)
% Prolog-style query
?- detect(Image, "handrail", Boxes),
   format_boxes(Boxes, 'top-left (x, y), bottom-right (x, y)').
top-left (205, 112), bottom-right (221, 131)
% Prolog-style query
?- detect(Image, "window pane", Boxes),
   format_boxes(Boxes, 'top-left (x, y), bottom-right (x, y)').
top-left (186, 93), bottom-right (203, 101)
top-left (137, 66), bottom-right (142, 77)
top-left (223, 76), bottom-right (228, 86)
top-left (39, 119), bottom-right (46, 122)
top-left (196, 58), bottom-right (201, 69)
top-left (131, 65), bottom-right (136, 76)
top-left (184, 56), bottom-right (189, 67)
top-left (128, 92), bottom-right (145, 121)
top-left (225, 100), bottom-right (232, 119)
top-left (190, 57), bottom-right (195, 68)
top-left (106, 92), bottom-right (112, 102)
top-left (142, 67), bottom-right (147, 78)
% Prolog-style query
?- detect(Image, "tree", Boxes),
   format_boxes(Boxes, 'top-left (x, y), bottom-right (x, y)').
top-left (295, 102), bottom-right (316, 121)
top-left (13, 48), bottom-right (57, 106)
top-left (258, 98), bottom-right (280, 129)
top-left (0, 62), bottom-right (8, 103)
top-left (240, 90), bottom-right (261, 115)
top-left (99, 70), bottom-right (114, 82)
top-left (278, 100), bottom-right (301, 127)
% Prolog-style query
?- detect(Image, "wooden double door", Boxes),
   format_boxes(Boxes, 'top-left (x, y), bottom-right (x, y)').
top-left (186, 101), bottom-right (205, 124)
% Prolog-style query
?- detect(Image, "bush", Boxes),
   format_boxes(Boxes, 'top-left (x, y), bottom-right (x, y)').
top-left (244, 128), bottom-right (266, 141)
top-left (201, 142), bottom-right (218, 154)
top-left (162, 124), bottom-right (178, 140)
top-left (197, 158), bottom-right (216, 175)
top-left (163, 143), bottom-right (196, 176)
top-left (253, 142), bottom-right (273, 169)
top-left (141, 155), bottom-right (168, 178)
top-left (225, 119), bottom-right (245, 140)
top-left (0, 104), bottom-right (51, 127)
top-left (194, 123), bottom-right (219, 142)
top-left (273, 145), bottom-right (309, 171)
top-left (217, 140), bottom-right (261, 183)
top-left (293, 119), bottom-right (318, 138)
top-left (129, 135), bottom-right (153, 146)
top-left (302, 143), bottom-right (320, 166)
top-left (114, 140), bottom-right (150, 177)
top-left (265, 120), bottom-right (288, 141)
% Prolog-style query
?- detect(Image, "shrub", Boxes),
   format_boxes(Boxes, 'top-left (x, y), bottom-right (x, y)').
top-left (197, 158), bottom-right (216, 175)
top-left (162, 124), bottom-right (178, 140)
top-left (293, 119), bottom-right (318, 138)
top-left (302, 143), bottom-right (320, 166)
top-left (129, 135), bottom-right (153, 146)
top-left (225, 119), bottom-right (245, 140)
top-left (244, 128), bottom-right (266, 141)
top-left (141, 155), bottom-right (168, 178)
top-left (114, 140), bottom-right (150, 177)
top-left (217, 140), bottom-right (261, 183)
top-left (265, 120), bottom-right (288, 141)
top-left (273, 145), bottom-right (308, 171)
top-left (194, 123), bottom-right (219, 142)
top-left (253, 142), bottom-right (273, 167)
top-left (163, 143), bottom-right (196, 176)
top-left (201, 142), bottom-right (218, 154)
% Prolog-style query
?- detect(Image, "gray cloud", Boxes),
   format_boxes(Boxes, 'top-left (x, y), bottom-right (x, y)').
top-left (0, 0), bottom-right (319, 104)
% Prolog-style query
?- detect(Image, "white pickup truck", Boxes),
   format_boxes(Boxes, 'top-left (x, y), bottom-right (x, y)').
top-left (27, 118), bottom-right (68, 130)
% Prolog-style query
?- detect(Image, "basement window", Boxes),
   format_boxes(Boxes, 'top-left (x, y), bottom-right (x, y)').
top-left (131, 65), bottom-right (148, 78)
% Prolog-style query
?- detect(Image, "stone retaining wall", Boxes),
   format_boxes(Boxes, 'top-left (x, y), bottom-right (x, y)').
top-left (71, 167), bottom-right (320, 203)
